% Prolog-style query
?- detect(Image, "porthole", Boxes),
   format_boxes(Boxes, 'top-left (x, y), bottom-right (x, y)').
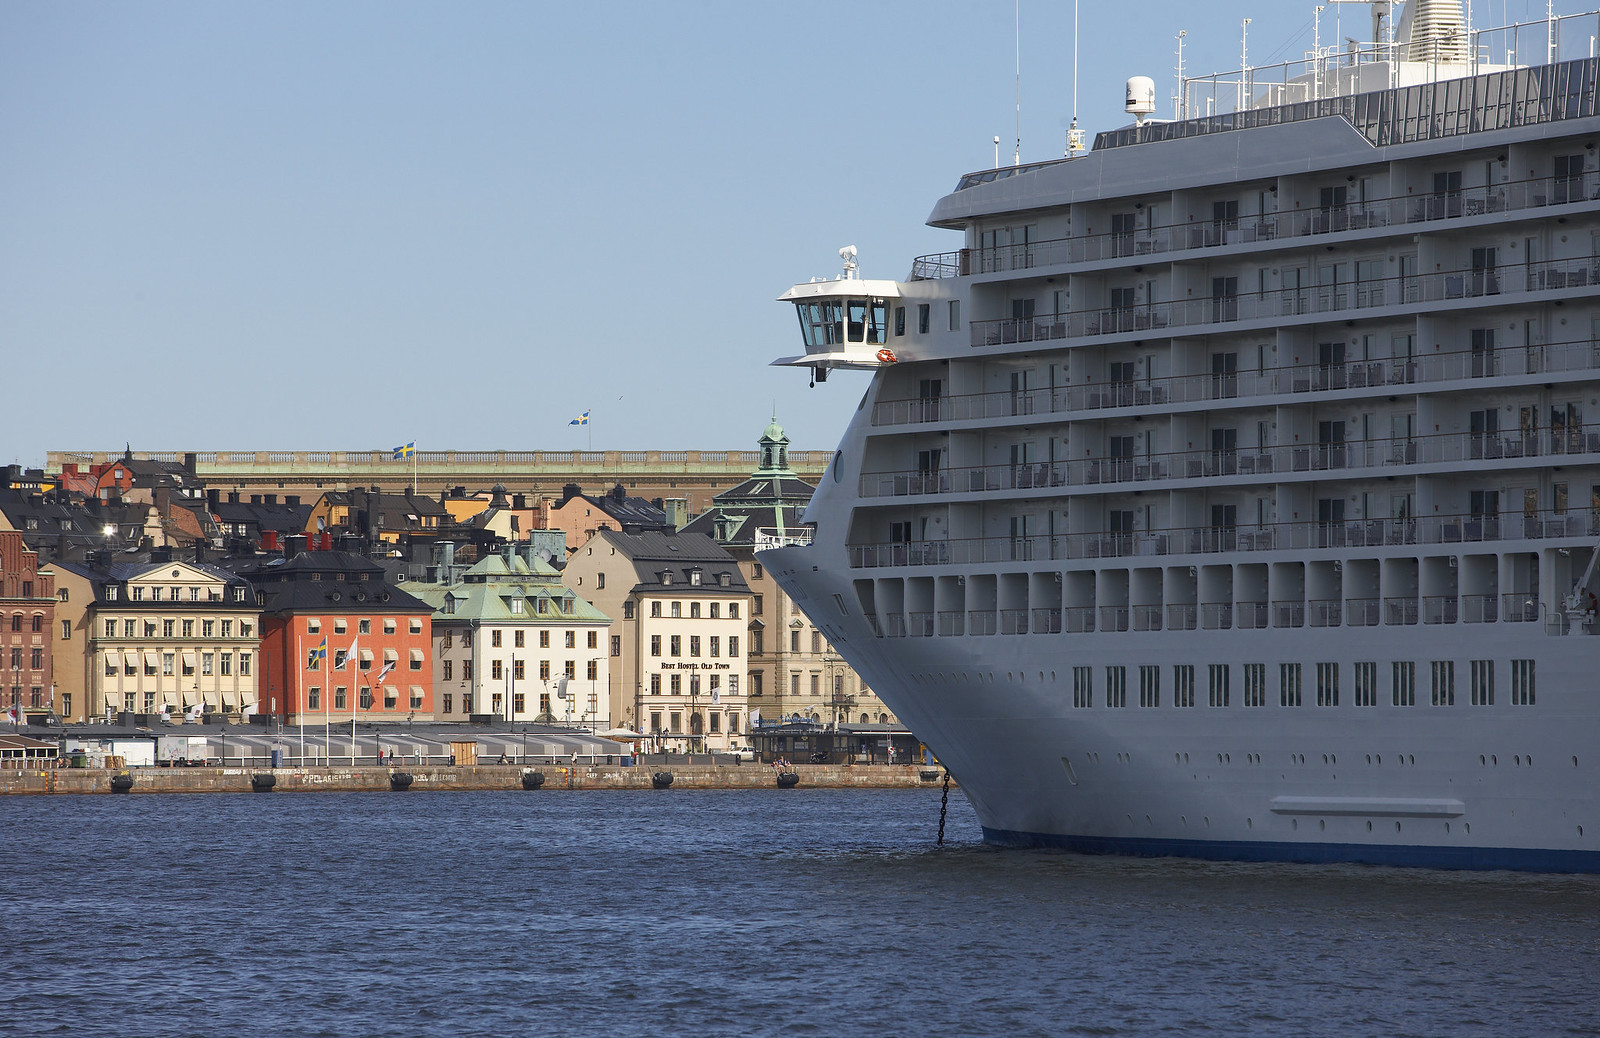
top-left (1580, 826), bottom-right (1585, 837)
top-left (1480, 754), bottom-right (1487, 766)
top-left (1367, 820), bottom-right (1373, 832)
top-left (1527, 755), bottom-right (1533, 767)
top-left (1492, 754), bottom-right (1498, 766)
top-left (1175, 753), bottom-right (1182, 765)
top-left (1319, 819), bottom-right (1326, 832)
top-left (1375, 754), bottom-right (1381, 765)
top-left (1224, 753), bottom-right (1231, 764)
top-left (1330, 754), bottom-right (1337, 765)
top-left (1183, 753), bottom-right (1190, 764)
top-left (1395, 821), bottom-right (1402, 832)
top-left (1365, 754), bottom-right (1372, 765)
top-left (1408, 755), bottom-right (1415, 765)
top-left (1180, 815), bottom-right (1187, 827)
top-left (1292, 819), bottom-right (1299, 830)
top-left (1247, 817), bottom-right (1253, 829)
top-left (1145, 815), bottom-right (1153, 827)
top-left (1465, 822), bottom-right (1472, 834)
top-left (1204, 816), bottom-right (1211, 827)
top-left (1514, 755), bottom-right (1521, 766)
top-left (1445, 822), bottom-right (1451, 834)
top-left (1575, 756), bottom-right (1581, 767)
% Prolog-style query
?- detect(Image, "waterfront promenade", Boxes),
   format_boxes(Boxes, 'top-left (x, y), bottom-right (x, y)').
top-left (0, 762), bottom-right (950, 795)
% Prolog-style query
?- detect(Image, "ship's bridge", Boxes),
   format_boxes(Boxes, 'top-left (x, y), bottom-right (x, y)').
top-left (774, 248), bottom-right (901, 379)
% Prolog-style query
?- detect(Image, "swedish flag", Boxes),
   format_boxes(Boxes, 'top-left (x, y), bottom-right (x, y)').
top-left (309, 637), bottom-right (327, 669)
top-left (392, 441), bottom-right (415, 459)
top-left (569, 410), bottom-right (590, 426)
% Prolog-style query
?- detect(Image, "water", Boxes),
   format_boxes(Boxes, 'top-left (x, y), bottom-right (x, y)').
top-left (4, 788), bottom-right (1597, 1037)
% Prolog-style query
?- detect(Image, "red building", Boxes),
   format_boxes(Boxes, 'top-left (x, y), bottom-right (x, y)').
top-left (245, 537), bottom-right (434, 725)
top-left (0, 528), bottom-right (56, 719)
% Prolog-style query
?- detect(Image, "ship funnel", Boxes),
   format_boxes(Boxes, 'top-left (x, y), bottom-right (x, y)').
top-left (1125, 76), bottom-right (1156, 123)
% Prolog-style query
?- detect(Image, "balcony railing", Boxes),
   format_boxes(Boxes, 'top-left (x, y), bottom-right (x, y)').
top-left (858, 427), bottom-right (1600, 501)
top-left (848, 511), bottom-right (1596, 569)
top-left (965, 255), bottom-right (1600, 349)
top-left (873, 337), bottom-right (1600, 427)
top-left (911, 172), bottom-right (1600, 280)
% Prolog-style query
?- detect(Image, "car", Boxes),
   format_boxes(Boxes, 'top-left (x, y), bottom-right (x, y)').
top-left (723, 745), bottom-right (756, 762)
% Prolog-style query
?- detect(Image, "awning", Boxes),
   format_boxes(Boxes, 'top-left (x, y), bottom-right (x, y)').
top-left (359, 648), bottom-right (374, 662)
top-left (382, 649), bottom-right (398, 663)
top-left (104, 650), bottom-right (120, 668)
top-left (159, 690), bottom-right (179, 707)
top-left (382, 685), bottom-right (398, 702)
top-left (222, 697), bottom-right (235, 711)
top-left (143, 651), bottom-right (159, 666)
top-left (203, 690), bottom-right (220, 708)
top-left (409, 649), bottom-right (424, 663)
top-left (182, 651), bottom-right (197, 667)
top-left (409, 685), bottom-right (424, 698)
top-left (122, 650), bottom-right (139, 667)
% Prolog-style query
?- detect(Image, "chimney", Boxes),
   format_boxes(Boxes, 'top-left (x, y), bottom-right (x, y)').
top-left (150, 543), bottom-right (170, 562)
top-left (228, 491), bottom-right (240, 504)
top-left (250, 494), bottom-right (261, 505)
top-left (512, 493), bottom-right (526, 510)
top-left (264, 493), bottom-right (276, 506)
top-left (611, 483), bottom-right (626, 503)
top-left (182, 452), bottom-right (197, 474)
top-left (261, 530), bottom-right (280, 552)
top-left (285, 495), bottom-right (300, 507)
top-left (560, 483), bottom-right (582, 505)
top-left (207, 489), bottom-right (220, 511)
top-left (193, 541), bottom-right (206, 563)
top-left (286, 534), bottom-right (308, 557)
top-left (320, 532), bottom-right (334, 551)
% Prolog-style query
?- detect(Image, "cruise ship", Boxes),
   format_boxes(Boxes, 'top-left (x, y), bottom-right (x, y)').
top-left (759, 2), bottom-right (1600, 871)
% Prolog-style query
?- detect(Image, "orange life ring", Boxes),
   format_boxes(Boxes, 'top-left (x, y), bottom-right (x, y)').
top-left (876, 348), bottom-right (898, 364)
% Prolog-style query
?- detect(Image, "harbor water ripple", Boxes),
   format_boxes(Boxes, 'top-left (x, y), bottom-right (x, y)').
top-left (4, 788), bottom-right (1597, 1037)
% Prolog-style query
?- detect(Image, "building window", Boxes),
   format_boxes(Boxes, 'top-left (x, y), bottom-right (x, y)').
top-left (308, 687), bottom-right (320, 709)
top-left (948, 299), bottom-right (961, 330)
top-left (650, 635), bottom-right (661, 657)
top-left (611, 636), bottom-right (621, 657)
top-left (728, 636), bottom-right (739, 657)
top-left (1354, 662), bottom-right (1377, 707)
top-left (729, 603), bottom-right (739, 619)
top-left (361, 687), bottom-right (373, 709)
top-left (61, 620), bottom-right (71, 640)
top-left (750, 673), bottom-right (762, 696)
top-left (1280, 663), bottom-right (1302, 707)
top-left (334, 619), bottom-right (348, 635)
top-left (513, 659), bottom-right (525, 680)
top-left (751, 631), bottom-right (763, 655)
top-left (918, 303), bottom-right (930, 334)
top-left (1072, 666), bottom-right (1092, 708)
top-left (540, 660), bottom-right (550, 681)
top-left (443, 693), bottom-right (453, 714)
top-left (690, 636), bottom-right (701, 658)
top-left (565, 631), bottom-right (576, 649)
top-left (514, 630), bottom-right (525, 648)
top-left (671, 674), bottom-right (682, 696)
top-left (220, 653), bottom-right (232, 676)
top-left (201, 653), bottom-right (214, 676)
top-left (443, 660), bottom-right (453, 681)
top-left (1510, 659), bottom-right (1535, 705)
top-left (1315, 663), bottom-right (1338, 706)
top-left (709, 602), bottom-right (720, 619)
top-left (752, 595), bottom-right (762, 615)
top-left (587, 631), bottom-right (598, 649)
top-left (383, 620), bottom-right (396, 635)
top-left (563, 660), bottom-right (576, 680)
top-left (1431, 660), bottom-right (1455, 706)
top-left (412, 653), bottom-right (425, 672)
top-left (1470, 660), bottom-right (1494, 706)
top-left (790, 630), bottom-right (800, 653)
top-left (307, 619), bottom-right (321, 634)
top-left (123, 619), bottom-right (136, 638)
top-left (104, 619), bottom-right (115, 638)
top-left (492, 660), bottom-right (503, 680)
top-left (410, 618), bottom-right (422, 634)
top-left (1171, 665), bottom-right (1194, 708)
top-left (492, 630), bottom-right (503, 648)
top-left (1105, 666), bottom-right (1127, 708)
top-left (624, 601), bottom-right (635, 620)
top-left (202, 620), bottom-right (214, 638)
top-left (1138, 665), bottom-right (1160, 708)
top-left (670, 636), bottom-right (681, 657)
top-left (335, 686), bottom-right (347, 709)
top-left (359, 619), bottom-right (370, 635)
top-left (650, 601), bottom-right (662, 618)
top-left (1242, 663), bottom-right (1266, 707)
top-left (239, 654), bottom-right (251, 676)
top-left (690, 602), bottom-right (701, 619)
top-left (1207, 664), bottom-right (1229, 707)
top-left (587, 659), bottom-right (598, 680)
top-left (650, 674), bottom-right (661, 695)
top-left (539, 630), bottom-right (550, 648)
top-left (1392, 661), bottom-right (1416, 706)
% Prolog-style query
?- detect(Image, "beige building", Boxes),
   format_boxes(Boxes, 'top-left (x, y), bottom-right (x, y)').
top-left (562, 527), bottom-right (750, 752)
top-left (55, 550), bottom-right (261, 719)
top-left (681, 419), bottom-right (897, 728)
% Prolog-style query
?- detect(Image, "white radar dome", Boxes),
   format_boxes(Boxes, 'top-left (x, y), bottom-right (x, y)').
top-left (1125, 76), bottom-right (1157, 121)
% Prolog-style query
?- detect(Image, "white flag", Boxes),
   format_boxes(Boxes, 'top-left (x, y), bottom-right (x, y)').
top-left (556, 676), bottom-right (569, 700)
top-left (337, 637), bottom-right (358, 671)
top-left (375, 660), bottom-right (395, 682)
top-left (749, 708), bottom-right (761, 727)
top-left (4, 704), bottom-right (22, 724)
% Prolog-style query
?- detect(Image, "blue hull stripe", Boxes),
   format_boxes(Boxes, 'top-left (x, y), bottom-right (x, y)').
top-left (982, 827), bottom-right (1600, 874)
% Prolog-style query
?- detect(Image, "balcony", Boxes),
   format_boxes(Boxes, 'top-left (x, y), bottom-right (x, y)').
top-left (911, 172), bottom-right (1600, 280)
top-left (964, 256), bottom-right (1600, 350)
top-left (858, 426), bottom-right (1600, 502)
top-left (873, 336), bottom-right (1600, 429)
top-left (846, 511), bottom-right (1595, 569)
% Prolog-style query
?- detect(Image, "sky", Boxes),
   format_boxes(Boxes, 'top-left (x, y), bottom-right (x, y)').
top-left (0, 0), bottom-right (1577, 467)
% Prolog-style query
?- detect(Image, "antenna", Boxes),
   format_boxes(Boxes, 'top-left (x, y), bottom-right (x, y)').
top-left (839, 245), bottom-right (858, 280)
top-left (993, 135), bottom-right (1000, 168)
top-left (1014, 0), bottom-right (1022, 166)
top-left (1173, 29), bottom-right (1187, 119)
top-left (1240, 17), bottom-right (1253, 112)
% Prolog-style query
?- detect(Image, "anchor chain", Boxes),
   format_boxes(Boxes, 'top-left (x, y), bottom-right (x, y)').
top-left (937, 769), bottom-right (951, 845)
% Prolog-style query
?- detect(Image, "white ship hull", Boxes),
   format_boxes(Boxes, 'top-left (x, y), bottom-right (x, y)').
top-left (764, 16), bottom-right (1600, 871)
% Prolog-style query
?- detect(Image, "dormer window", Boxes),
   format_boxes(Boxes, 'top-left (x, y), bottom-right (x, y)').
top-left (511, 598), bottom-right (524, 614)
top-left (661, 571), bottom-right (673, 586)
top-left (689, 570), bottom-right (702, 586)
top-left (718, 572), bottom-right (731, 587)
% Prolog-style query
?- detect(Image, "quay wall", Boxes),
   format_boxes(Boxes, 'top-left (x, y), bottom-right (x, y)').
top-left (0, 763), bottom-right (952, 795)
